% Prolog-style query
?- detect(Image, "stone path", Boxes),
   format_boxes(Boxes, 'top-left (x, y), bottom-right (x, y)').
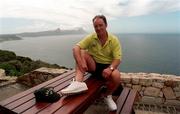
top-left (0, 83), bottom-right (29, 101)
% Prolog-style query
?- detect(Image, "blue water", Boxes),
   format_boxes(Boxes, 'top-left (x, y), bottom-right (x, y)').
top-left (119, 34), bottom-right (180, 75)
top-left (0, 33), bottom-right (179, 75)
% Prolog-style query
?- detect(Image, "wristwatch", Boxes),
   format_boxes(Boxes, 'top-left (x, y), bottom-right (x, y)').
top-left (109, 66), bottom-right (114, 71)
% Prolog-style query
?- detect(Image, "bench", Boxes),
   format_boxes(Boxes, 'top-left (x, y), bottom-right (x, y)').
top-left (0, 69), bottom-right (138, 114)
top-left (109, 88), bottom-right (138, 114)
top-left (0, 70), bottom-right (105, 114)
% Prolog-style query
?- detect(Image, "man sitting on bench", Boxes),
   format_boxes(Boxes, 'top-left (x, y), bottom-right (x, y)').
top-left (61, 15), bottom-right (122, 111)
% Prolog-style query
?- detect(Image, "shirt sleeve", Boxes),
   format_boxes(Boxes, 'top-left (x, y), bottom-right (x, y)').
top-left (76, 34), bottom-right (92, 49)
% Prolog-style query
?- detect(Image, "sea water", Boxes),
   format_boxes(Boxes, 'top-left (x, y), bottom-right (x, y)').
top-left (0, 33), bottom-right (179, 75)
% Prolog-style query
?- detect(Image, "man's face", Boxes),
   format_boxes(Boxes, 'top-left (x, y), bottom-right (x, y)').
top-left (93, 18), bottom-right (107, 36)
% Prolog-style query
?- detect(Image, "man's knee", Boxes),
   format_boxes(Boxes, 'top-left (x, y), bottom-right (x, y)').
top-left (112, 69), bottom-right (120, 77)
top-left (80, 50), bottom-right (96, 71)
top-left (111, 70), bottom-right (121, 82)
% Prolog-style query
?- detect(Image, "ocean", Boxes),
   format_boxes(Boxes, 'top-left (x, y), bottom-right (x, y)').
top-left (0, 33), bottom-right (179, 75)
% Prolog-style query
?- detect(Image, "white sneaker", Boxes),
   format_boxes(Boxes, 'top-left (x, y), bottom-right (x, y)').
top-left (60, 80), bottom-right (88, 95)
top-left (104, 95), bottom-right (117, 111)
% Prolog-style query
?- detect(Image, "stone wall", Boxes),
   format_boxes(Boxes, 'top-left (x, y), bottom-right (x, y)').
top-left (17, 67), bottom-right (69, 87)
top-left (120, 72), bottom-right (180, 106)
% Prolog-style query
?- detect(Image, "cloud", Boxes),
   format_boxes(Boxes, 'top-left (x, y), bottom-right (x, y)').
top-left (0, 0), bottom-right (179, 33)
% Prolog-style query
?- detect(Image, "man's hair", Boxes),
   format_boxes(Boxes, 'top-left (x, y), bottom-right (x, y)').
top-left (92, 15), bottom-right (107, 26)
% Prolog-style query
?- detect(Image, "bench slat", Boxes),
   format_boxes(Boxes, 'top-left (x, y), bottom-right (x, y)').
top-left (116, 88), bottom-right (130, 114)
top-left (120, 89), bottom-right (137, 114)
top-left (109, 88), bottom-right (137, 114)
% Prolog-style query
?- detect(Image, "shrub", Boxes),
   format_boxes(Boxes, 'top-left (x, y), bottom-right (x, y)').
top-left (0, 50), bottom-right (67, 76)
top-left (0, 63), bottom-right (20, 76)
top-left (0, 50), bottom-right (16, 62)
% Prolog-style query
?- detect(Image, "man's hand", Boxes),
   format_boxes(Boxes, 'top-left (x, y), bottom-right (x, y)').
top-left (78, 62), bottom-right (88, 73)
top-left (102, 67), bottom-right (112, 79)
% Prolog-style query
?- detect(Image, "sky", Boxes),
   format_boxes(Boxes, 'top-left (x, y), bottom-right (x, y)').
top-left (0, 0), bottom-right (180, 34)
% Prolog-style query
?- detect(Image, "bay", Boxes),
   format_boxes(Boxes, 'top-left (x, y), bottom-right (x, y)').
top-left (0, 33), bottom-right (179, 75)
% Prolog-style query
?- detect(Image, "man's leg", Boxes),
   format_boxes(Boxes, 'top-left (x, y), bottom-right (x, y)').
top-left (75, 50), bottom-right (96, 81)
top-left (106, 69), bottom-right (121, 95)
top-left (104, 69), bottom-right (121, 111)
top-left (61, 50), bottom-right (96, 95)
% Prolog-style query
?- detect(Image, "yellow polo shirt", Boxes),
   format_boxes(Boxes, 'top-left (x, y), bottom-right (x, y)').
top-left (77, 33), bottom-right (122, 64)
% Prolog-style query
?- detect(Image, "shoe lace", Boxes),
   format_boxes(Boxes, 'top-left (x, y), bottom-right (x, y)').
top-left (67, 78), bottom-right (77, 88)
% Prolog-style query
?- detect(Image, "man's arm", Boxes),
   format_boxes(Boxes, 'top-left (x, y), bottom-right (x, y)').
top-left (109, 59), bottom-right (121, 70)
top-left (102, 59), bottom-right (121, 79)
top-left (73, 45), bottom-right (82, 64)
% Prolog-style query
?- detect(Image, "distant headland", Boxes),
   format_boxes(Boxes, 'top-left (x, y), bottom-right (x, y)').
top-left (0, 28), bottom-right (87, 42)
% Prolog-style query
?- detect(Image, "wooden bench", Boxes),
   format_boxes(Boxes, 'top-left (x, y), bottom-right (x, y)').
top-left (0, 70), bottom-right (105, 114)
top-left (0, 69), bottom-right (138, 114)
top-left (109, 88), bottom-right (138, 114)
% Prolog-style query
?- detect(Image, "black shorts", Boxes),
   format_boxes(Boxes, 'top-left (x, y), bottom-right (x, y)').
top-left (90, 62), bottom-right (110, 80)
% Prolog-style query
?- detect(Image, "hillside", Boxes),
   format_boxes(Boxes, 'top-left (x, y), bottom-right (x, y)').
top-left (0, 35), bottom-right (22, 42)
top-left (0, 49), bottom-right (68, 76)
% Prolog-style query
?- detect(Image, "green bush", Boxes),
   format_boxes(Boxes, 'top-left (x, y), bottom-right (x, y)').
top-left (0, 50), bottom-right (16, 62)
top-left (0, 50), bottom-right (67, 76)
top-left (16, 56), bottom-right (32, 62)
top-left (0, 63), bottom-right (20, 76)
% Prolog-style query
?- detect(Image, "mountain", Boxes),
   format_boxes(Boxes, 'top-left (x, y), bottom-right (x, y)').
top-left (0, 34), bottom-right (22, 42)
top-left (16, 27), bottom-right (87, 37)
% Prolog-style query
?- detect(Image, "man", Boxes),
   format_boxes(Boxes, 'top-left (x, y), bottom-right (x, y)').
top-left (61, 15), bottom-right (122, 111)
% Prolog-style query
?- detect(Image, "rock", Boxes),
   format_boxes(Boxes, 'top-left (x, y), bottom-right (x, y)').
top-left (173, 85), bottom-right (180, 92)
top-left (17, 67), bottom-right (68, 87)
top-left (0, 69), bottom-right (5, 77)
top-left (132, 76), bottom-right (139, 85)
top-left (35, 67), bottom-right (68, 74)
top-left (164, 100), bottom-right (180, 106)
top-left (164, 80), bottom-right (175, 87)
top-left (126, 83), bottom-right (132, 88)
top-left (132, 85), bottom-right (142, 92)
top-left (121, 74), bottom-right (131, 83)
top-left (144, 87), bottom-right (160, 97)
top-left (141, 96), bottom-right (164, 104)
top-left (139, 77), bottom-right (152, 86)
top-left (0, 76), bottom-right (17, 87)
top-left (175, 92), bottom-right (180, 98)
top-left (162, 87), bottom-right (176, 100)
top-left (159, 91), bottom-right (164, 98)
top-left (152, 82), bottom-right (164, 88)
